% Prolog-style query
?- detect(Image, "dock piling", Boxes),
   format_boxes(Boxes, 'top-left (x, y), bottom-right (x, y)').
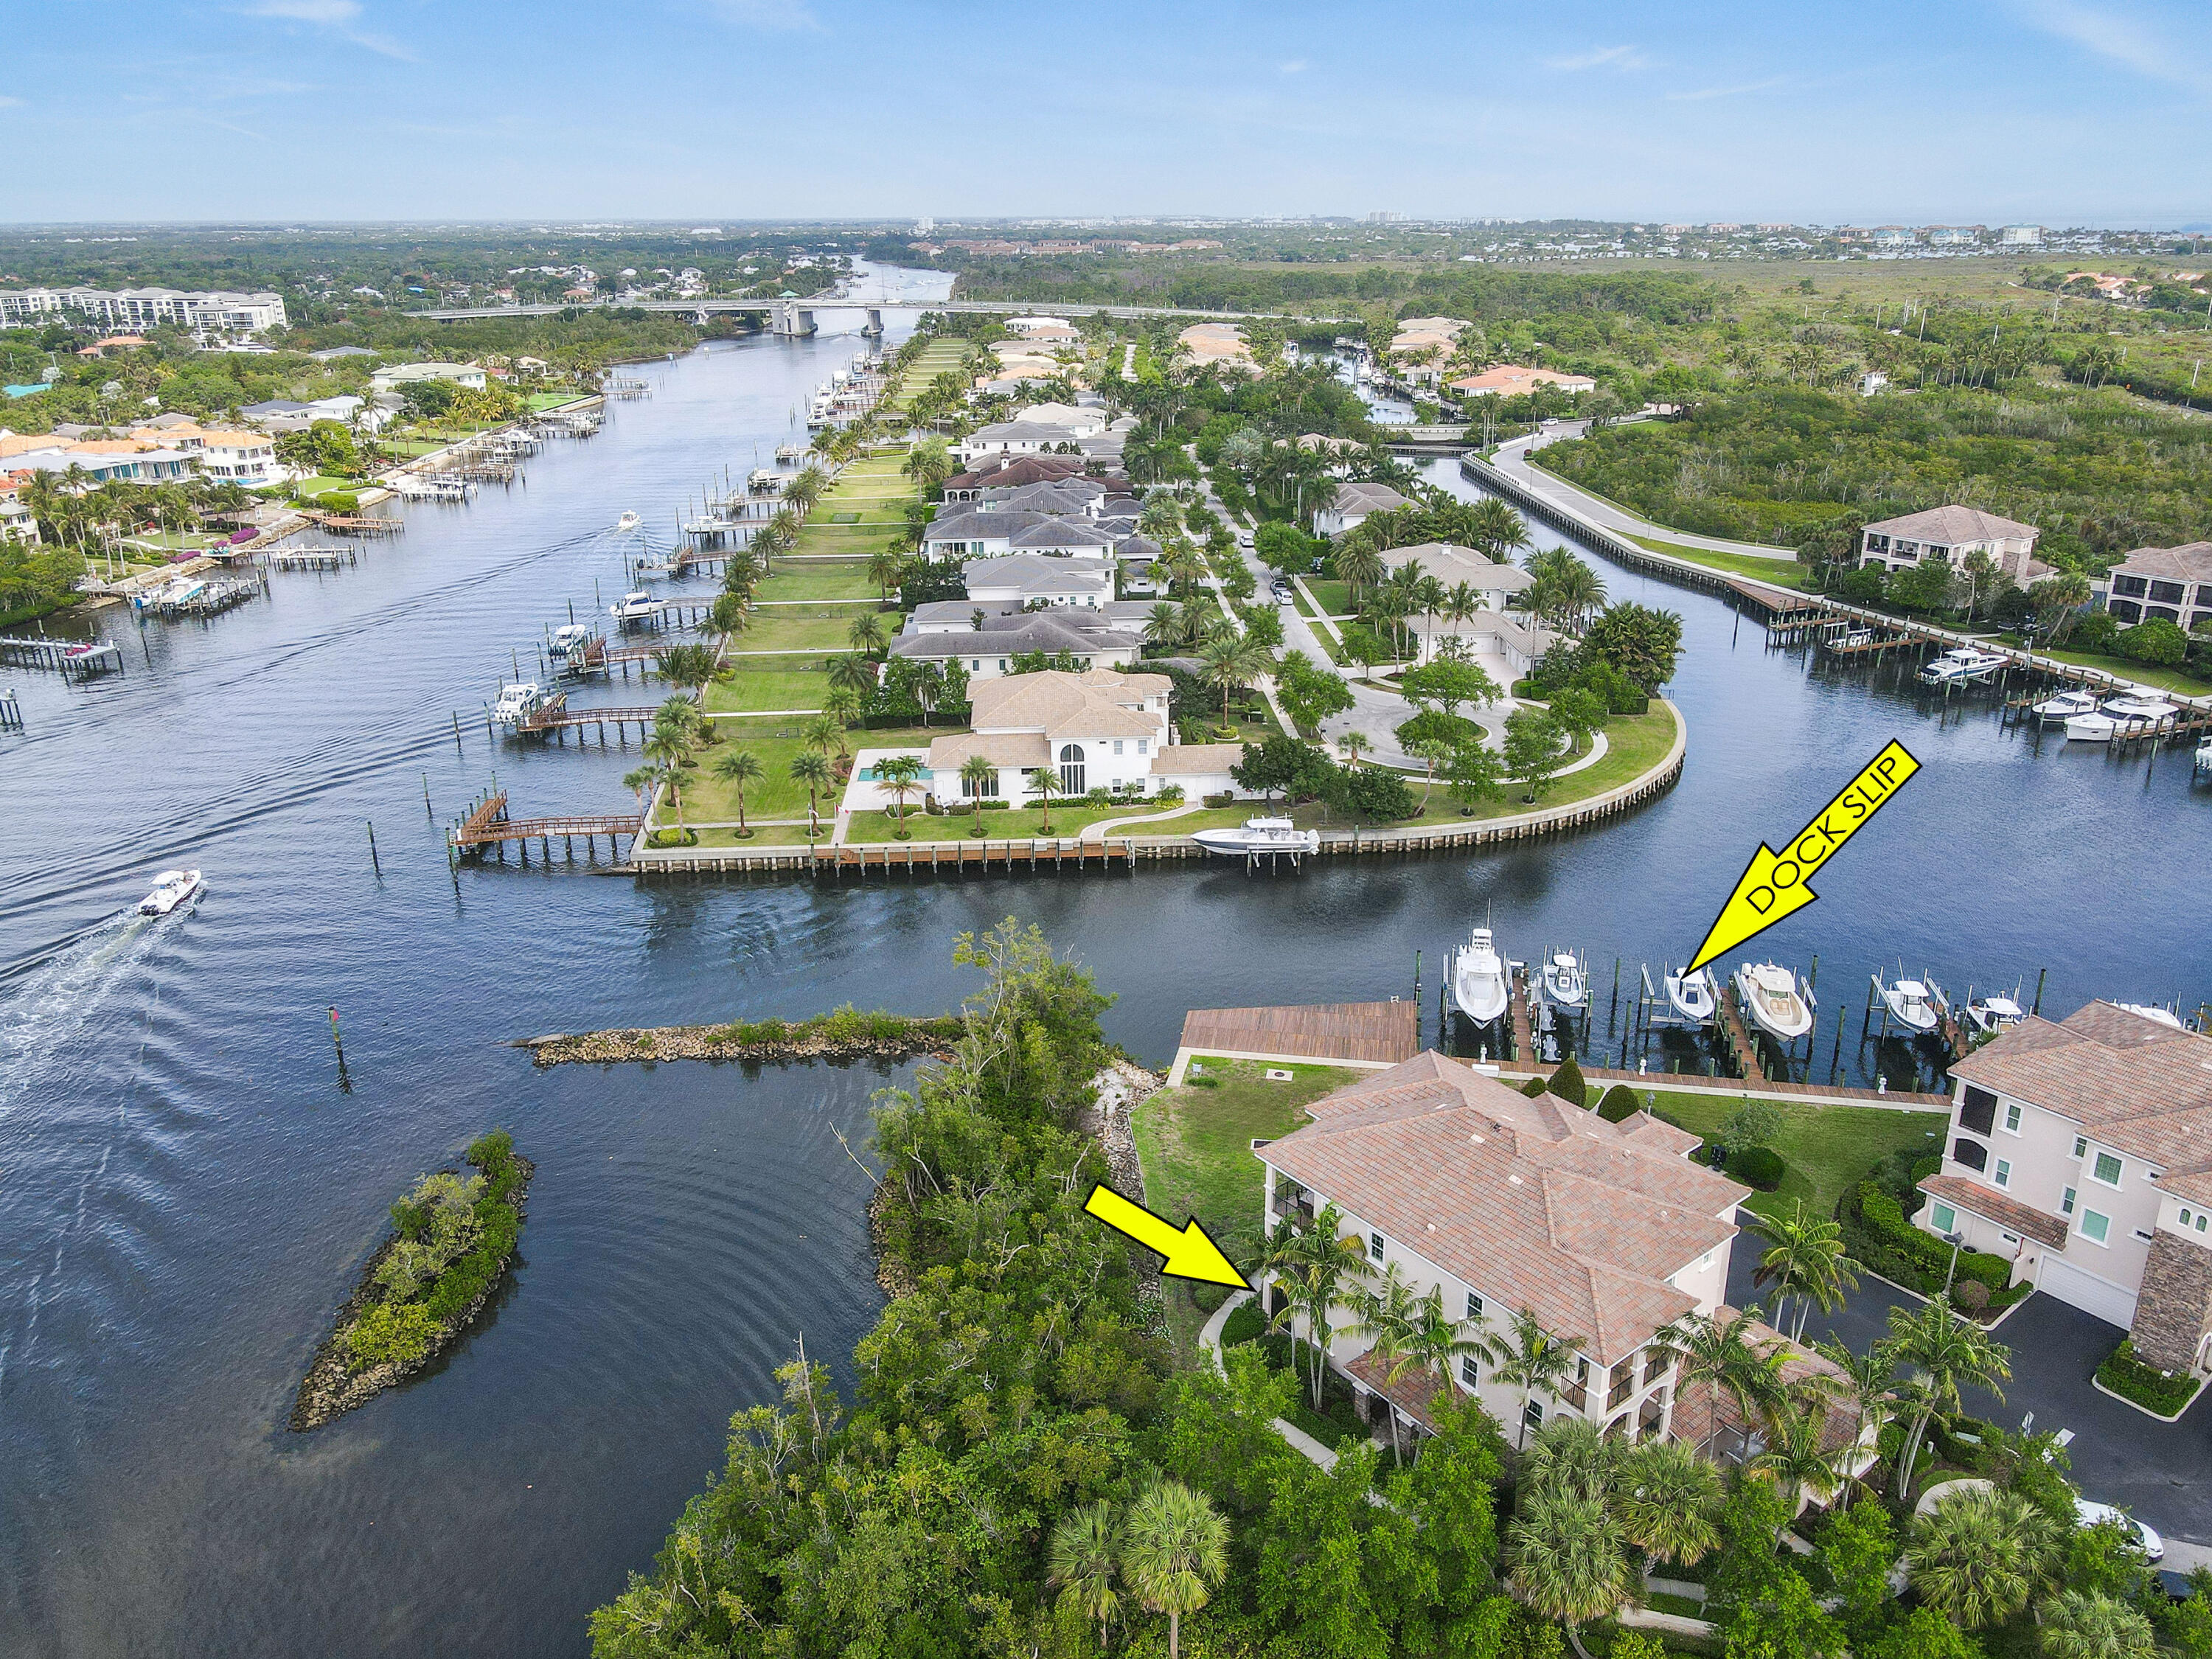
top-left (367, 819), bottom-right (380, 876)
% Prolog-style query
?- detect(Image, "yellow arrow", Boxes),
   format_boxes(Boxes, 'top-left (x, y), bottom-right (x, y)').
top-left (1083, 1183), bottom-right (1251, 1288)
top-left (1686, 739), bottom-right (1921, 975)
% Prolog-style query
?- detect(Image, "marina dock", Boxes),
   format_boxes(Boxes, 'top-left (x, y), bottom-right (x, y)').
top-left (449, 791), bottom-right (642, 863)
top-left (1714, 984), bottom-right (1770, 1083)
top-left (0, 634), bottom-right (125, 676)
top-left (510, 695), bottom-right (667, 741)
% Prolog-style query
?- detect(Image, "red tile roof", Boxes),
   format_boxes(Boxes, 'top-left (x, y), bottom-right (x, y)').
top-left (1919, 1173), bottom-right (2070, 1251)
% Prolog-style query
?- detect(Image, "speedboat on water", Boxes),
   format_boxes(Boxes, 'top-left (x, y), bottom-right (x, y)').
top-left (1191, 816), bottom-right (1320, 858)
top-left (2031, 689), bottom-right (2101, 720)
top-left (139, 869), bottom-right (204, 916)
top-left (1452, 927), bottom-right (1509, 1026)
top-left (614, 511), bottom-right (641, 532)
top-left (1964, 994), bottom-right (2025, 1038)
top-left (610, 590), bottom-right (661, 622)
top-left (1735, 961), bottom-right (1815, 1042)
top-left (492, 682), bottom-right (543, 725)
top-left (1874, 973), bottom-right (1941, 1035)
top-left (1541, 950), bottom-right (1587, 1010)
top-left (1665, 965), bottom-right (1717, 1025)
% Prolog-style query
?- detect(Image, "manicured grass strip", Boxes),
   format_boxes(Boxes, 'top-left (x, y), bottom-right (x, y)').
top-left (732, 611), bottom-right (885, 653)
top-left (676, 723), bottom-right (940, 820)
top-left (753, 565), bottom-right (879, 601)
top-left (703, 667), bottom-right (830, 712)
top-left (1453, 705), bottom-right (1677, 820)
top-left (1305, 578), bottom-right (1354, 616)
top-left (1989, 636), bottom-right (2212, 698)
top-left (1623, 534), bottom-right (1815, 589)
top-left (1637, 1091), bottom-right (1947, 1222)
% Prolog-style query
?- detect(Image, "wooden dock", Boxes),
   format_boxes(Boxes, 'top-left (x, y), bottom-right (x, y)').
top-left (266, 546), bottom-right (360, 571)
top-left (511, 695), bottom-right (665, 741)
top-left (0, 634), bottom-right (124, 676)
top-left (309, 515), bottom-right (403, 537)
top-left (1716, 985), bottom-right (1769, 1083)
top-left (449, 792), bottom-right (642, 863)
top-left (1507, 964), bottom-right (1534, 1064)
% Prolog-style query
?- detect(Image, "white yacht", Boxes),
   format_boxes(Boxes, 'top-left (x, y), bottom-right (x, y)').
top-left (492, 683), bottom-right (543, 725)
top-left (2067, 693), bottom-right (2181, 742)
top-left (1964, 994), bottom-right (2025, 1038)
top-left (1452, 927), bottom-right (1510, 1027)
top-left (2031, 688), bottom-right (2101, 721)
top-left (1735, 961), bottom-right (1815, 1042)
top-left (138, 869), bottom-right (204, 917)
top-left (1874, 973), bottom-right (1941, 1035)
top-left (2115, 1002), bottom-right (2188, 1030)
top-left (1916, 646), bottom-right (2009, 686)
top-left (1191, 816), bottom-right (1320, 858)
top-left (1664, 965), bottom-right (1717, 1026)
top-left (614, 510), bottom-right (641, 533)
top-left (609, 590), bottom-right (661, 622)
top-left (2197, 736), bottom-right (2212, 774)
top-left (1541, 950), bottom-right (1587, 1010)
top-left (549, 623), bottom-right (597, 658)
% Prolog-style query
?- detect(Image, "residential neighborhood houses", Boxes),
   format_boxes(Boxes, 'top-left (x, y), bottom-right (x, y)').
top-left (2092, 542), bottom-right (2212, 630)
top-left (1857, 504), bottom-right (2049, 584)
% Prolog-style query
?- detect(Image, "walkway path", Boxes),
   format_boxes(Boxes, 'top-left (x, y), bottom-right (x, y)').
top-left (1082, 802), bottom-right (1203, 840)
top-left (1197, 1290), bottom-right (1339, 1472)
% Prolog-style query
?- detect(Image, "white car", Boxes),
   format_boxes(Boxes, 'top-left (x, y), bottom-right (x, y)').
top-left (2077, 1498), bottom-right (2164, 1562)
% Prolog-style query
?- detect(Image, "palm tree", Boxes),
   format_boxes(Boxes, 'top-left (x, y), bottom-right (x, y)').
top-left (822, 688), bottom-right (863, 728)
top-left (790, 750), bottom-right (832, 837)
top-left (1653, 1308), bottom-right (1790, 1457)
top-left (1550, 560), bottom-right (1606, 633)
top-left (1478, 1307), bottom-right (1584, 1450)
top-left (1905, 1486), bottom-right (2057, 1630)
top-left (1399, 1286), bottom-right (1489, 1432)
top-left (1750, 1399), bottom-right (1846, 1515)
top-left (706, 746), bottom-right (765, 835)
top-left (784, 466), bottom-right (827, 512)
top-left (1026, 765), bottom-right (1062, 832)
top-left (1520, 1413), bottom-right (1618, 1503)
top-left (802, 712), bottom-right (849, 761)
top-left (1339, 730), bottom-right (1371, 769)
top-left (1197, 633), bottom-right (1251, 731)
top-left (914, 661), bottom-right (946, 727)
top-left (847, 611), bottom-right (888, 655)
top-left (826, 653), bottom-right (877, 706)
top-left (959, 754), bottom-right (995, 833)
top-left (866, 545), bottom-right (906, 599)
top-left (1751, 1203), bottom-right (1861, 1343)
top-left (1506, 1487), bottom-right (1633, 1644)
top-left (1341, 1264), bottom-right (1422, 1459)
top-left (874, 754), bottom-right (924, 829)
top-left (641, 727), bottom-right (695, 830)
top-left (1142, 601), bottom-right (1187, 654)
top-left (1466, 497), bottom-right (1531, 560)
top-left (2038, 1590), bottom-right (2158, 1659)
top-left (1337, 540), bottom-right (1384, 600)
top-left (622, 760), bottom-right (672, 827)
top-left (1614, 1439), bottom-right (1723, 1568)
top-left (1812, 1338), bottom-right (1896, 1505)
top-left (1443, 580), bottom-right (1482, 633)
top-left (1259, 1201), bottom-right (1370, 1411)
top-left (1047, 1500), bottom-right (1123, 1651)
top-left (1120, 1479), bottom-right (1229, 1659)
top-left (707, 591), bottom-right (751, 639)
top-left (1885, 1297), bottom-right (2011, 1503)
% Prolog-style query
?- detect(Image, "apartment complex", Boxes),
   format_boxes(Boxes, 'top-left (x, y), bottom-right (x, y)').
top-left (1857, 506), bottom-right (2043, 583)
top-left (2091, 543), bottom-right (2212, 630)
top-left (1920, 1002), bottom-right (2212, 1371)
top-left (0, 287), bottom-right (288, 333)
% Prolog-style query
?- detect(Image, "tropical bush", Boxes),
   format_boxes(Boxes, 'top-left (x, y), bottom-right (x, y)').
top-left (1596, 1084), bottom-right (1644, 1123)
top-left (344, 1130), bottom-right (524, 1374)
top-left (1728, 1145), bottom-right (1787, 1191)
top-left (2096, 1338), bottom-right (2203, 1416)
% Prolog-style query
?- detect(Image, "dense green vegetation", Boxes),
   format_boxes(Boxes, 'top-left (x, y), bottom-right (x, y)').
top-left (344, 1130), bottom-right (526, 1371)
top-left (0, 538), bottom-right (88, 629)
top-left (703, 1006), bottom-right (964, 1051)
top-left (2096, 1339), bottom-right (2202, 1416)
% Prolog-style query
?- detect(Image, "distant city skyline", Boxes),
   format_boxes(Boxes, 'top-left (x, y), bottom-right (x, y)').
top-left (4, 0), bottom-right (2208, 226)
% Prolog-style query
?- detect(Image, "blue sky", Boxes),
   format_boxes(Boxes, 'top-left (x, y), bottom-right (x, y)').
top-left (5, 0), bottom-right (2208, 225)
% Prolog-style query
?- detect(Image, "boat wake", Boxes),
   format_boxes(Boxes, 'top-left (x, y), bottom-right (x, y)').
top-left (0, 908), bottom-right (173, 1116)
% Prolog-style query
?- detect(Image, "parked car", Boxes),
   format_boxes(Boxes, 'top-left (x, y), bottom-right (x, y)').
top-left (2078, 1497), bottom-right (2165, 1562)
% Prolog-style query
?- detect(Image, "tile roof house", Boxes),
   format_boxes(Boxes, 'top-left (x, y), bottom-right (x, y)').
top-left (889, 611), bottom-right (1139, 680)
top-left (1312, 481), bottom-right (1411, 538)
top-left (956, 420), bottom-right (1091, 464)
top-left (925, 667), bottom-right (1172, 802)
top-left (1258, 1052), bottom-right (1747, 1445)
top-left (1378, 541), bottom-right (1535, 603)
top-left (1923, 1001), bottom-right (2212, 1366)
top-left (922, 508), bottom-right (1054, 560)
top-left (961, 553), bottom-right (1116, 610)
top-left (2091, 543), bottom-right (2212, 630)
top-left (1859, 507), bottom-right (2042, 584)
top-left (1405, 610), bottom-right (1559, 675)
top-left (1449, 364), bottom-right (1597, 397)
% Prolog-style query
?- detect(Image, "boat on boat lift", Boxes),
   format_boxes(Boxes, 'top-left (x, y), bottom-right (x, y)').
top-left (2066, 693), bottom-right (2182, 742)
top-left (1916, 646), bottom-right (2009, 686)
top-left (1190, 816), bottom-right (1321, 859)
top-left (1663, 964), bottom-right (1717, 1026)
top-left (1735, 961), bottom-right (1816, 1043)
top-left (492, 682), bottom-right (544, 725)
top-left (1873, 972), bottom-right (1941, 1035)
top-left (138, 868), bottom-right (204, 917)
top-left (549, 623), bottom-right (598, 658)
top-left (1540, 950), bottom-right (1587, 1011)
top-left (2031, 688), bottom-right (2101, 720)
top-left (609, 590), bottom-right (662, 623)
top-left (1964, 994), bottom-right (2026, 1039)
top-left (1452, 925), bottom-right (1510, 1027)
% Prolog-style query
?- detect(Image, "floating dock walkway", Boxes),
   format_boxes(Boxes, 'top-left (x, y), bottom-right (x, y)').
top-left (0, 635), bottom-right (125, 676)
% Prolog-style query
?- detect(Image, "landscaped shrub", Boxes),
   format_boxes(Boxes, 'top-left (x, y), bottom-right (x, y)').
top-left (1522, 1075), bottom-right (1551, 1099)
top-left (646, 827), bottom-right (698, 848)
top-left (1219, 1300), bottom-right (1267, 1348)
top-left (1548, 1054), bottom-right (1587, 1107)
top-left (2097, 1338), bottom-right (2203, 1416)
top-left (1729, 1145), bottom-right (1787, 1191)
top-left (1189, 1281), bottom-right (1235, 1315)
top-left (1596, 1084), bottom-right (1644, 1123)
top-left (1841, 1181), bottom-right (2018, 1302)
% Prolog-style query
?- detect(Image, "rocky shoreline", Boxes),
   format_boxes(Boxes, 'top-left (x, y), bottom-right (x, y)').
top-left (290, 1155), bottom-right (535, 1432)
top-left (518, 1024), bottom-right (959, 1068)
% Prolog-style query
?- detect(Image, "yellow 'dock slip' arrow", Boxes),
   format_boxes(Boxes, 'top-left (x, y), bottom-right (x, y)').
top-left (1083, 1183), bottom-right (1251, 1289)
top-left (1686, 739), bottom-right (1922, 975)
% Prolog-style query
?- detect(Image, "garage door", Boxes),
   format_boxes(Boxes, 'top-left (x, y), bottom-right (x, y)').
top-left (2039, 1256), bottom-right (2138, 1330)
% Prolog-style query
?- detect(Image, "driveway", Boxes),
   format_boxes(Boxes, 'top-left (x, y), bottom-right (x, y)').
top-left (1725, 1241), bottom-right (2212, 1547)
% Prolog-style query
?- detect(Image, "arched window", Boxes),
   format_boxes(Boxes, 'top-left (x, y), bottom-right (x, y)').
top-left (1058, 742), bottom-right (1085, 796)
top-left (1952, 1138), bottom-right (1988, 1172)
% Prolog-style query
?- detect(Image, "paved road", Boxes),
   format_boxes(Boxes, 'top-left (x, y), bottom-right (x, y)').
top-left (1725, 1239), bottom-right (2212, 1547)
top-left (1489, 428), bottom-right (1803, 566)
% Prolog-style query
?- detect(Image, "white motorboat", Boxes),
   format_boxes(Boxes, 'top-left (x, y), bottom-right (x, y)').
top-left (2115, 1002), bottom-right (2188, 1030)
top-left (632, 546), bottom-right (678, 579)
top-left (549, 623), bottom-right (597, 658)
top-left (1452, 927), bottom-right (1510, 1026)
top-left (609, 590), bottom-right (661, 622)
top-left (1541, 950), bottom-right (1587, 1010)
top-left (2031, 689), bottom-right (2101, 720)
top-left (1664, 965), bottom-right (1717, 1025)
top-left (1964, 994), bottom-right (2025, 1038)
top-left (138, 869), bottom-right (204, 917)
top-left (1191, 816), bottom-right (1321, 858)
top-left (614, 510), bottom-right (641, 533)
top-left (492, 682), bottom-right (543, 725)
top-left (1735, 961), bottom-right (1815, 1042)
top-left (1916, 646), bottom-right (2008, 686)
top-left (2067, 694), bottom-right (2181, 742)
top-left (2197, 737), bottom-right (2212, 774)
top-left (1874, 973), bottom-right (1941, 1035)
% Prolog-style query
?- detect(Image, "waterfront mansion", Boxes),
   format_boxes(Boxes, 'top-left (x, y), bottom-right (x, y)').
top-left (1920, 1001), bottom-right (2212, 1370)
top-left (923, 667), bottom-right (1251, 804)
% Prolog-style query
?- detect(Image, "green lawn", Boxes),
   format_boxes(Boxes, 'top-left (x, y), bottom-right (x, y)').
top-left (733, 610), bottom-right (886, 653)
top-left (1991, 635), bottom-right (2212, 698)
top-left (1304, 578), bottom-right (1354, 616)
top-left (677, 821), bottom-right (824, 848)
top-left (844, 799), bottom-right (1250, 844)
top-left (703, 665), bottom-right (830, 713)
top-left (677, 723), bottom-right (939, 821)
top-left (754, 564), bottom-right (879, 601)
top-left (1624, 534), bottom-right (1816, 591)
top-left (1452, 704), bottom-right (1678, 820)
top-left (1638, 1090), bottom-right (1947, 1223)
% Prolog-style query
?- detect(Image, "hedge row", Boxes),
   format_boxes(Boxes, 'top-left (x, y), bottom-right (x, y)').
top-left (1842, 1181), bottom-right (2027, 1308)
top-left (2098, 1339), bottom-right (2204, 1416)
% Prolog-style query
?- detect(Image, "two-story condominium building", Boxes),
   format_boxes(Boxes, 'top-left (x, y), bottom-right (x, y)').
top-left (1857, 506), bottom-right (2042, 582)
top-left (2090, 543), bottom-right (2212, 631)
top-left (1919, 1002), bottom-right (2212, 1368)
top-left (1312, 481), bottom-right (1411, 539)
top-left (1256, 1054), bottom-right (1750, 1447)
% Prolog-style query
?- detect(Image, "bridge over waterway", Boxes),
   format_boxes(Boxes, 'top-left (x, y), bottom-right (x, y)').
top-left (405, 293), bottom-right (1352, 337)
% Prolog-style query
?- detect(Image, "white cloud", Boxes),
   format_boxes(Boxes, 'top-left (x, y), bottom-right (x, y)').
top-left (244, 0), bottom-right (415, 60)
top-left (1279, 60), bottom-right (1308, 74)
top-left (0, 95), bottom-right (23, 108)
top-left (2016, 1), bottom-right (2212, 95)
top-left (1666, 77), bottom-right (1790, 102)
top-left (702, 0), bottom-right (821, 29)
top-left (1545, 45), bottom-right (1648, 72)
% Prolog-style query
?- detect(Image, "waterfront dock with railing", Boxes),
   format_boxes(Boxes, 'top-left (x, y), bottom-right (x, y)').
top-left (0, 635), bottom-right (125, 676)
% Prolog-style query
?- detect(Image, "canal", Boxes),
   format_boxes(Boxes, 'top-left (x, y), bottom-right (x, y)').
top-left (2, 274), bottom-right (2208, 1657)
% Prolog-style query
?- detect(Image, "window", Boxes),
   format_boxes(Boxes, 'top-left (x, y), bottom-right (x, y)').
top-left (1464, 1290), bottom-right (1484, 1321)
top-left (1932, 1203), bottom-right (1957, 1233)
top-left (1057, 743), bottom-right (1086, 796)
top-left (1112, 740), bottom-right (1123, 756)
top-left (2093, 1152), bottom-right (2124, 1188)
top-left (1995, 1159), bottom-right (2012, 1188)
top-left (1136, 738), bottom-right (1147, 754)
top-left (1368, 1231), bottom-right (1385, 1262)
top-left (2114, 574), bottom-right (2149, 597)
top-left (2003, 1103), bottom-right (2023, 1134)
top-left (1460, 1355), bottom-right (1480, 1389)
top-left (2073, 1135), bottom-right (2089, 1159)
top-left (1523, 1399), bottom-right (1545, 1433)
top-left (1958, 1086), bottom-right (1997, 1135)
top-left (2080, 1209), bottom-right (2111, 1245)
top-left (2062, 1186), bottom-right (2077, 1216)
top-left (2199, 1214), bottom-right (2208, 1234)
top-left (1953, 1138), bottom-right (1988, 1172)
top-left (2183, 1208), bottom-right (2194, 1228)
top-left (2135, 1229), bottom-right (2157, 1243)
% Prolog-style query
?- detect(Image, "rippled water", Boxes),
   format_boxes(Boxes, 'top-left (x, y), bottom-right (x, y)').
top-left (3, 274), bottom-right (2208, 1657)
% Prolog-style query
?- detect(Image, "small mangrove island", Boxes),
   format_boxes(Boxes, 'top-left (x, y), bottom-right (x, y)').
top-left (520, 1004), bottom-right (964, 1068)
top-left (291, 1129), bottom-right (532, 1431)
